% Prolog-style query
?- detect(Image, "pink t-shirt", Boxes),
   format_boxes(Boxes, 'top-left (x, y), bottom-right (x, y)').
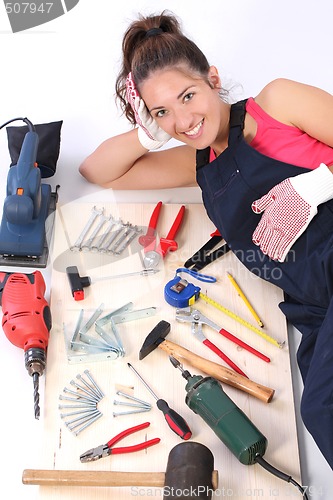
top-left (246, 97), bottom-right (333, 169)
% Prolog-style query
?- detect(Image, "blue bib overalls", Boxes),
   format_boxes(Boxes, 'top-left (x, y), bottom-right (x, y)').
top-left (196, 99), bottom-right (333, 469)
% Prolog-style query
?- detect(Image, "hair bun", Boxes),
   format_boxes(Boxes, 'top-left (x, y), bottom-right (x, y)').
top-left (145, 27), bottom-right (163, 38)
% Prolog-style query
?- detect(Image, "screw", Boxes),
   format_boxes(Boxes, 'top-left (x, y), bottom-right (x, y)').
top-left (113, 408), bottom-right (151, 417)
top-left (113, 400), bottom-right (151, 409)
top-left (59, 403), bottom-right (96, 409)
top-left (59, 395), bottom-right (97, 405)
top-left (73, 412), bottom-right (103, 436)
top-left (63, 386), bottom-right (99, 403)
top-left (64, 410), bottom-right (100, 427)
top-left (84, 369), bottom-right (104, 399)
top-left (60, 408), bottom-right (97, 418)
top-left (116, 390), bottom-right (152, 407)
top-left (70, 380), bottom-right (101, 402)
top-left (76, 373), bottom-right (102, 400)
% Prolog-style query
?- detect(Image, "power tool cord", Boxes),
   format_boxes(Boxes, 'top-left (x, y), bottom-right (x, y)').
top-left (255, 454), bottom-right (309, 499)
top-left (0, 117), bottom-right (35, 132)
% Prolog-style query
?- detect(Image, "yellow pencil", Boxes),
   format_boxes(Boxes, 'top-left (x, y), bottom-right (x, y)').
top-left (199, 292), bottom-right (283, 348)
top-left (227, 273), bottom-right (264, 328)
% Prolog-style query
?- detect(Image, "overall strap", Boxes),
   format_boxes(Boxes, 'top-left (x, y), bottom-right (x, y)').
top-left (228, 98), bottom-right (247, 145)
top-left (196, 99), bottom-right (248, 170)
top-left (196, 147), bottom-right (210, 170)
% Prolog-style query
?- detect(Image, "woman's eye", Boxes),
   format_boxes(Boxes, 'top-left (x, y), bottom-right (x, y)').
top-left (156, 109), bottom-right (166, 118)
top-left (184, 92), bottom-right (194, 102)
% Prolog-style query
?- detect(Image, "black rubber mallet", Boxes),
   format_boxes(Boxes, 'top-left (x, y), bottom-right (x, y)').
top-left (22, 442), bottom-right (218, 499)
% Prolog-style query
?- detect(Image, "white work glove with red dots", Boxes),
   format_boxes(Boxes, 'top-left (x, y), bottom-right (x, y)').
top-left (251, 163), bottom-right (333, 262)
top-left (125, 72), bottom-right (171, 150)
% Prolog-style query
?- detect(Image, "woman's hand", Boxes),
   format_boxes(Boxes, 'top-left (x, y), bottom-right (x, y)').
top-left (251, 163), bottom-right (333, 262)
top-left (126, 73), bottom-right (171, 150)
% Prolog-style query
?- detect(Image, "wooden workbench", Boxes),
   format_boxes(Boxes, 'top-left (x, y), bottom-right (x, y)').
top-left (36, 202), bottom-right (301, 499)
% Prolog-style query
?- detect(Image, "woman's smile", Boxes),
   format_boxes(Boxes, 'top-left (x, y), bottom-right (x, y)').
top-left (183, 119), bottom-right (204, 137)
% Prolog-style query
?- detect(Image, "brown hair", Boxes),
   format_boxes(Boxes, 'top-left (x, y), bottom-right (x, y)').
top-left (115, 11), bottom-right (211, 125)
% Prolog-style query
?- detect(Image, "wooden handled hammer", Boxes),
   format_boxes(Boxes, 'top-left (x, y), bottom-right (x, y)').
top-left (139, 321), bottom-right (274, 403)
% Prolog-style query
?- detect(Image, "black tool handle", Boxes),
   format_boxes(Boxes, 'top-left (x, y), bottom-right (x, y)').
top-left (156, 399), bottom-right (192, 440)
top-left (66, 265), bottom-right (91, 301)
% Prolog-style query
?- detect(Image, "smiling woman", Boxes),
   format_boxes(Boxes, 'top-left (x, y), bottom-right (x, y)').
top-left (78, 11), bottom-right (234, 191)
top-left (79, 9), bottom-right (333, 473)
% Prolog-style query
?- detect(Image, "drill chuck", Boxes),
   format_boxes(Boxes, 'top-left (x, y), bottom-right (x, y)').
top-left (25, 347), bottom-right (46, 377)
top-left (185, 375), bottom-right (268, 465)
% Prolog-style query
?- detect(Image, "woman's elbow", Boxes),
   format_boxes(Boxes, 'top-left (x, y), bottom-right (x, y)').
top-left (79, 158), bottom-right (117, 189)
top-left (79, 158), bottom-right (98, 184)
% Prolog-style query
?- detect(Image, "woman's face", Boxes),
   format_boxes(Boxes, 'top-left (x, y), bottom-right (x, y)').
top-left (140, 66), bottom-right (228, 151)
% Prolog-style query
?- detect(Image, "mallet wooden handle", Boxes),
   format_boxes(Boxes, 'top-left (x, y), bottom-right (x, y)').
top-left (22, 469), bottom-right (219, 490)
top-left (22, 470), bottom-right (165, 487)
top-left (159, 339), bottom-right (274, 403)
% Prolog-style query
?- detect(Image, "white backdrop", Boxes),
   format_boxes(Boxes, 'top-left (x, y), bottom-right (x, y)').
top-left (1, 0), bottom-right (333, 203)
top-left (0, 1), bottom-right (332, 498)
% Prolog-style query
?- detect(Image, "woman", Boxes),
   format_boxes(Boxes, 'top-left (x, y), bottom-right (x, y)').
top-left (79, 11), bottom-right (333, 469)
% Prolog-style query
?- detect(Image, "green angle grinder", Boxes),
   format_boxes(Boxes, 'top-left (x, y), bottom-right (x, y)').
top-left (169, 357), bottom-right (308, 499)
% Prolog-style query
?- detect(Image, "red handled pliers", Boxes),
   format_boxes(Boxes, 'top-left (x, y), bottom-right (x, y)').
top-left (79, 422), bottom-right (160, 462)
top-left (139, 202), bottom-right (186, 268)
top-left (184, 229), bottom-right (230, 271)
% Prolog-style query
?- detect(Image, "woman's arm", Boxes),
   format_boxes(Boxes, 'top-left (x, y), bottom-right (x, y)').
top-left (252, 79), bottom-right (333, 262)
top-left (256, 78), bottom-right (333, 150)
top-left (79, 128), bottom-right (197, 189)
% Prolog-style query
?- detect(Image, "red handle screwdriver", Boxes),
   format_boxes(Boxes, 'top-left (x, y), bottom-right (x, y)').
top-left (127, 363), bottom-right (192, 440)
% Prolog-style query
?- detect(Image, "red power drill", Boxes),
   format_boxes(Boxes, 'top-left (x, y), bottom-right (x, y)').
top-left (0, 271), bottom-right (51, 419)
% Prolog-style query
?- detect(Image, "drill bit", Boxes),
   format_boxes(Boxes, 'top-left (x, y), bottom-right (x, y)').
top-left (25, 348), bottom-right (46, 420)
top-left (32, 372), bottom-right (40, 419)
top-left (169, 356), bottom-right (191, 380)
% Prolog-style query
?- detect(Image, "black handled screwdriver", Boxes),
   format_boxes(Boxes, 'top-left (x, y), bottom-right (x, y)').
top-left (127, 363), bottom-right (192, 440)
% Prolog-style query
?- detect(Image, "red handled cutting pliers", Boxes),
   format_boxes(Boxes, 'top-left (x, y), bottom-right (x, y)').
top-left (139, 202), bottom-right (186, 268)
top-left (184, 229), bottom-right (230, 271)
top-left (79, 422), bottom-right (160, 462)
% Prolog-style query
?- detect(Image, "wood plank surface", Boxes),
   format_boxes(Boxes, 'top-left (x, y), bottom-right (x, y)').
top-left (36, 201), bottom-right (301, 499)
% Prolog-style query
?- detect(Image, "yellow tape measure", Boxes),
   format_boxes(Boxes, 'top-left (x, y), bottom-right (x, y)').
top-left (199, 292), bottom-right (285, 348)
